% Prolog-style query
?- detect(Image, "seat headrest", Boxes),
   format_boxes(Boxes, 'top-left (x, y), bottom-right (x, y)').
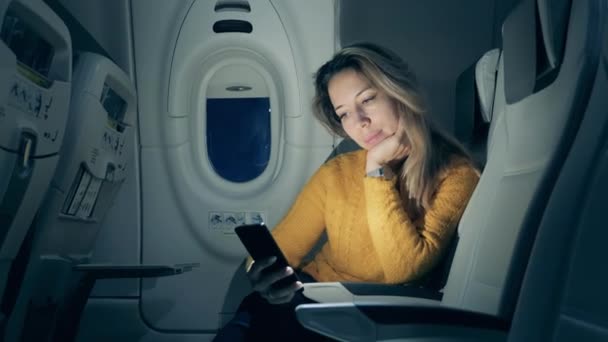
top-left (502, 0), bottom-right (537, 104)
top-left (502, 0), bottom-right (571, 104)
top-left (537, 0), bottom-right (571, 69)
top-left (325, 138), bottom-right (360, 162)
top-left (475, 49), bottom-right (501, 123)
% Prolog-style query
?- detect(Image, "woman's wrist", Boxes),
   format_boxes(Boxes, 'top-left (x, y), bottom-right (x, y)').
top-left (366, 157), bottom-right (383, 173)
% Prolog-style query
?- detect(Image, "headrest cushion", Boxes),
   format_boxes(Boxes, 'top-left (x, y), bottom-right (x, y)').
top-left (475, 49), bottom-right (501, 123)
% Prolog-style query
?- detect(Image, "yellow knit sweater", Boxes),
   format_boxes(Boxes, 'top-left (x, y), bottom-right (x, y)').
top-left (267, 150), bottom-right (479, 284)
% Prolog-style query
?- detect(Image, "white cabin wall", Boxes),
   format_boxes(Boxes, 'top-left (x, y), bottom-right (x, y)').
top-left (126, 0), bottom-right (336, 335)
top-left (340, 0), bottom-right (516, 134)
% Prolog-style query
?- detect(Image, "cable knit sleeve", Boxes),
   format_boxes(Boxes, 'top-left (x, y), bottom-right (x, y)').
top-left (259, 163), bottom-right (330, 269)
top-left (364, 161), bottom-right (479, 284)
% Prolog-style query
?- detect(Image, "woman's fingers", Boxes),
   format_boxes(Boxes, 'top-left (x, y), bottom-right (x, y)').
top-left (264, 281), bottom-right (303, 304)
top-left (252, 266), bottom-right (294, 293)
top-left (248, 258), bottom-right (303, 305)
top-left (266, 292), bottom-right (295, 305)
top-left (271, 281), bottom-right (303, 298)
top-left (247, 256), bottom-right (277, 281)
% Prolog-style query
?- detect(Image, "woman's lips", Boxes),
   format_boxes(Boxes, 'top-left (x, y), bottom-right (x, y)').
top-left (364, 131), bottom-right (383, 146)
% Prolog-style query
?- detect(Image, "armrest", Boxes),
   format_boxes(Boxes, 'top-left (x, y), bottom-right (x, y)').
top-left (296, 303), bottom-right (509, 342)
top-left (298, 282), bottom-right (508, 341)
top-left (341, 282), bottom-right (442, 300)
top-left (73, 262), bottom-right (200, 279)
top-left (301, 282), bottom-right (442, 306)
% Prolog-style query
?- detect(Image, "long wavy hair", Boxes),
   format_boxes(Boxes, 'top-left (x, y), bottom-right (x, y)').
top-left (313, 42), bottom-right (472, 213)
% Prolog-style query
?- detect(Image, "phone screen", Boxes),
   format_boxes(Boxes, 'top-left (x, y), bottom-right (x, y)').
top-left (234, 223), bottom-right (300, 290)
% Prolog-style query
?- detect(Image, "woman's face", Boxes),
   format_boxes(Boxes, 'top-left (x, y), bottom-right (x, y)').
top-left (328, 68), bottom-right (401, 150)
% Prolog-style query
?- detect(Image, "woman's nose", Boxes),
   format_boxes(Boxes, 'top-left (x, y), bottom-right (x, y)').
top-left (355, 109), bottom-right (371, 127)
top-left (355, 107), bottom-right (371, 127)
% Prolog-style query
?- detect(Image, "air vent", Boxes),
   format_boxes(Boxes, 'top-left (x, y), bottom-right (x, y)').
top-left (213, 20), bottom-right (253, 34)
top-left (214, 0), bottom-right (251, 13)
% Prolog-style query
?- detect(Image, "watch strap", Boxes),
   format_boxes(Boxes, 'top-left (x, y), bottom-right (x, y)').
top-left (366, 166), bottom-right (396, 180)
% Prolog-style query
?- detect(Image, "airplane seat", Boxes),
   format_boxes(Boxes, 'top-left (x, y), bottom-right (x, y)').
top-left (295, 0), bottom-right (604, 340)
top-left (428, 0), bottom-right (594, 318)
top-left (474, 49), bottom-right (501, 162)
top-left (1, 50), bottom-right (136, 341)
top-left (508, 13), bottom-right (608, 341)
top-left (401, 49), bottom-right (503, 294)
top-left (4, 51), bottom-right (197, 342)
top-left (0, 0), bottom-right (72, 333)
top-left (454, 49), bottom-right (498, 168)
top-left (417, 47), bottom-right (502, 294)
top-left (325, 138), bottom-right (361, 162)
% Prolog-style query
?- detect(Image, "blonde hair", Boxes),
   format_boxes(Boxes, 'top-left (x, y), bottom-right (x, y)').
top-left (313, 42), bottom-right (472, 213)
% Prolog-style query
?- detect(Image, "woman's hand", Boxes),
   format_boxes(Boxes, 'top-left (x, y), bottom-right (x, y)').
top-left (247, 257), bottom-right (303, 305)
top-left (366, 116), bottom-right (410, 173)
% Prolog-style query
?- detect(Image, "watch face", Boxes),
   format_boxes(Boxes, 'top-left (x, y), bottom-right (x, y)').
top-left (367, 167), bottom-right (385, 178)
top-left (366, 166), bottom-right (395, 180)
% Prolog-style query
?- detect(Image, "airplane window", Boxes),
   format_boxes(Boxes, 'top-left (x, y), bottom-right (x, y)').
top-left (206, 97), bottom-right (271, 182)
top-left (205, 63), bottom-right (272, 183)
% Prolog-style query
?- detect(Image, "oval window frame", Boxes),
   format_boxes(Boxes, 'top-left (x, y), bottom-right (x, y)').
top-left (190, 48), bottom-right (283, 197)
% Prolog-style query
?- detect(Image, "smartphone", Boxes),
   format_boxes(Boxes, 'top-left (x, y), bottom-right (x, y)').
top-left (234, 223), bottom-right (301, 290)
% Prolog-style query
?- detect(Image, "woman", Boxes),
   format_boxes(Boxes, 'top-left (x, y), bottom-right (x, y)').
top-left (214, 42), bottom-right (480, 341)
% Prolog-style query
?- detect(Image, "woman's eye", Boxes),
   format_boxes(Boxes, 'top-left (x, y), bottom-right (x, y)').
top-left (338, 112), bottom-right (348, 120)
top-left (362, 96), bottom-right (375, 104)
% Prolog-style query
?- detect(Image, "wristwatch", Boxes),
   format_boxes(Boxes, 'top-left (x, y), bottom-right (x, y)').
top-left (366, 167), bottom-right (392, 179)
